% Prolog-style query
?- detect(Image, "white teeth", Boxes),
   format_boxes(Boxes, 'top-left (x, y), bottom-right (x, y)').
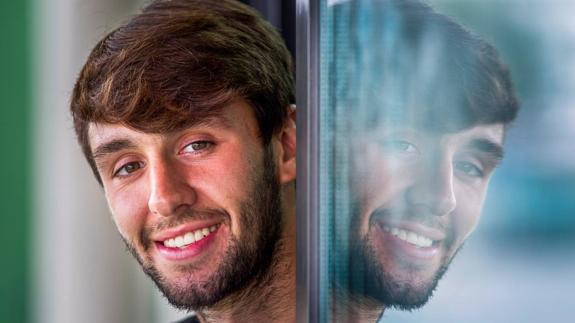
top-left (398, 230), bottom-right (407, 240)
top-left (163, 224), bottom-right (219, 248)
top-left (183, 232), bottom-right (195, 245)
top-left (407, 232), bottom-right (417, 244)
top-left (383, 225), bottom-right (434, 248)
top-left (418, 235), bottom-right (432, 247)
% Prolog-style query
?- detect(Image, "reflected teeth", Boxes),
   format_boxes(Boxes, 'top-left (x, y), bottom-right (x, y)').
top-left (382, 226), bottom-right (433, 248)
top-left (163, 225), bottom-right (219, 248)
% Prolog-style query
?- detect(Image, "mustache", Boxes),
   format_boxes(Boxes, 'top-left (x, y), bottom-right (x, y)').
top-left (369, 206), bottom-right (447, 232)
top-left (140, 208), bottom-right (229, 249)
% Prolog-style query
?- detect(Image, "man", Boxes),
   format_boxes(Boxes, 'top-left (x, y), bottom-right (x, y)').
top-left (327, 0), bottom-right (520, 321)
top-left (70, 1), bottom-right (296, 322)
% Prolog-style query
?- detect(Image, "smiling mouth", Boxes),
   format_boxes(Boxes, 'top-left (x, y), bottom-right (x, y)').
top-left (381, 225), bottom-right (435, 248)
top-left (162, 224), bottom-right (220, 249)
top-left (369, 206), bottom-right (446, 249)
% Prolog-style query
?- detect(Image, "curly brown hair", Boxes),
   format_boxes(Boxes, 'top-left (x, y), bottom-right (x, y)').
top-left (70, 0), bottom-right (294, 183)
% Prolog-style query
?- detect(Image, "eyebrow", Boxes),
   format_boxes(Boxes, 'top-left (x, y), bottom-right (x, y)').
top-left (90, 115), bottom-right (233, 161)
top-left (92, 139), bottom-right (138, 162)
top-left (467, 138), bottom-right (505, 162)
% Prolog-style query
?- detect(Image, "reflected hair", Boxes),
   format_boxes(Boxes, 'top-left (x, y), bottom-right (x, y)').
top-left (70, 0), bottom-right (294, 183)
top-left (332, 0), bottom-right (519, 132)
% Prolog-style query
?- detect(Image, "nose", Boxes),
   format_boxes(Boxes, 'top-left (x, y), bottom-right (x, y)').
top-left (406, 156), bottom-right (457, 216)
top-left (147, 160), bottom-right (196, 217)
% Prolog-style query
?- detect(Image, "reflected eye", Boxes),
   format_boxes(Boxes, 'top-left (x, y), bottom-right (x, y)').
top-left (382, 140), bottom-right (418, 154)
top-left (181, 140), bottom-right (213, 154)
top-left (454, 161), bottom-right (484, 178)
top-left (114, 161), bottom-right (143, 177)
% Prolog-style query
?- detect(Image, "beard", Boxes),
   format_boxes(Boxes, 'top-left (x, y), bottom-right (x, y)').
top-left (121, 145), bottom-right (283, 310)
top-left (347, 235), bottom-right (458, 311)
top-left (342, 203), bottom-right (461, 311)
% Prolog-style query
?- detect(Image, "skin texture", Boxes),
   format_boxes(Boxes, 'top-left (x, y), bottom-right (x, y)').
top-left (88, 99), bottom-right (296, 322)
top-left (341, 123), bottom-right (505, 321)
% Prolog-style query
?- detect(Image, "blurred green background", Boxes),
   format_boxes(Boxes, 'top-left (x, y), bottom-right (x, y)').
top-left (0, 0), bottom-right (30, 322)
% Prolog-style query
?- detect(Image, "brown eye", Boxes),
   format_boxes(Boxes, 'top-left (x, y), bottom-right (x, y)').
top-left (182, 141), bottom-right (213, 153)
top-left (115, 161), bottom-right (143, 177)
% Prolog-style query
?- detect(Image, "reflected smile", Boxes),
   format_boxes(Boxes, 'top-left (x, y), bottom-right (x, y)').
top-left (381, 225), bottom-right (434, 248)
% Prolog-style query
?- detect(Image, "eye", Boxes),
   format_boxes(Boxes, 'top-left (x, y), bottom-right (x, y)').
top-left (114, 161), bottom-right (144, 178)
top-left (382, 140), bottom-right (419, 154)
top-left (181, 140), bottom-right (213, 154)
top-left (454, 161), bottom-right (484, 178)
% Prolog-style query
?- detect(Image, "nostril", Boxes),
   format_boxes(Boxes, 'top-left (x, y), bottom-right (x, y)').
top-left (148, 182), bottom-right (197, 217)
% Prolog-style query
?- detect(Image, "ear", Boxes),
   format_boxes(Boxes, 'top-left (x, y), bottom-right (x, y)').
top-left (277, 105), bottom-right (296, 184)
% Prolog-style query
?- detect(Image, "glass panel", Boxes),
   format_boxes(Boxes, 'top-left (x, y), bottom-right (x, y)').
top-left (317, 0), bottom-right (575, 322)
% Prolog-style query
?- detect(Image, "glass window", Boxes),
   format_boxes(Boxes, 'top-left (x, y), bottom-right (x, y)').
top-left (304, 0), bottom-right (575, 322)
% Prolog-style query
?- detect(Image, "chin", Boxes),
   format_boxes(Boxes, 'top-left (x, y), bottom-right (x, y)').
top-left (374, 264), bottom-right (448, 310)
top-left (347, 236), bottom-right (453, 310)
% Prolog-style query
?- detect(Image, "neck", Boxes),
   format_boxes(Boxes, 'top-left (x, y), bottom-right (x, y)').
top-left (196, 187), bottom-right (296, 323)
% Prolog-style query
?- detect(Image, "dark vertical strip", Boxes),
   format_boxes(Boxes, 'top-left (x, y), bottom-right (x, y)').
top-left (239, 0), bottom-right (296, 58)
top-left (296, 0), bottom-right (320, 322)
top-left (281, 0), bottom-right (296, 57)
top-left (0, 0), bottom-right (30, 322)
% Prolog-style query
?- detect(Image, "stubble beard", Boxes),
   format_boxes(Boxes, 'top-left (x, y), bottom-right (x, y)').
top-left (345, 204), bottom-right (462, 311)
top-left (121, 145), bottom-right (283, 310)
top-left (348, 234), bottom-right (456, 311)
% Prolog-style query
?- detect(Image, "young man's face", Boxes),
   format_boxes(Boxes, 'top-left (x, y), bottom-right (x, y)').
top-left (88, 99), bottom-right (295, 309)
top-left (348, 123), bottom-right (504, 309)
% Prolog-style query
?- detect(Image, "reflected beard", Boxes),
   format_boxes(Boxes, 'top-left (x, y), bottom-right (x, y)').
top-left (122, 146), bottom-right (282, 310)
top-left (348, 235), bottom-right (461, 310)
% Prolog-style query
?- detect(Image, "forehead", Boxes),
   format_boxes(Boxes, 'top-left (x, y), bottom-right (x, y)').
top-left (88, 123), bottom-right (153, 149)
top-left (354, 123), bottom-right (506, 163)
top-left (360, 122), bottom-right (505, 140)
top-left (363, 122), bottom-right (504, 143)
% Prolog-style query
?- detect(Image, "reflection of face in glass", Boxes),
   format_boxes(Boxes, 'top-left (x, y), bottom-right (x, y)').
top-left (347, 123), bottom-right (504, 309)
top-left (327, 1), bottom-right (518, 315)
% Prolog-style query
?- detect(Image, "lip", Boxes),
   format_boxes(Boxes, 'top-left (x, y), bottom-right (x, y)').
top-left (374, 224), bottom-right (441, 260)
top-left (154, 225), bottom-right (221, 261)
top-left (374, 219), bottom-right (447, 242)
top-left (369, 209), bottom-right (449, 261)
top-left (152, 219), bottom-right (224, 242)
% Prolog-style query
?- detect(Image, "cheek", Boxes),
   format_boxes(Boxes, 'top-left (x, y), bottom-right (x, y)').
top-left (205, 142), bottom-right (257, 187)
top-left (352, 157), bottom-right (414, 237)
top-left (191, 148), bottom-right (259, 237)
top-left (453, 184), bottom-right (488, 242)
top-left (352, 149), bottom-right (415, 196)
top-left (105, 184), bottom-right (150, 243)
